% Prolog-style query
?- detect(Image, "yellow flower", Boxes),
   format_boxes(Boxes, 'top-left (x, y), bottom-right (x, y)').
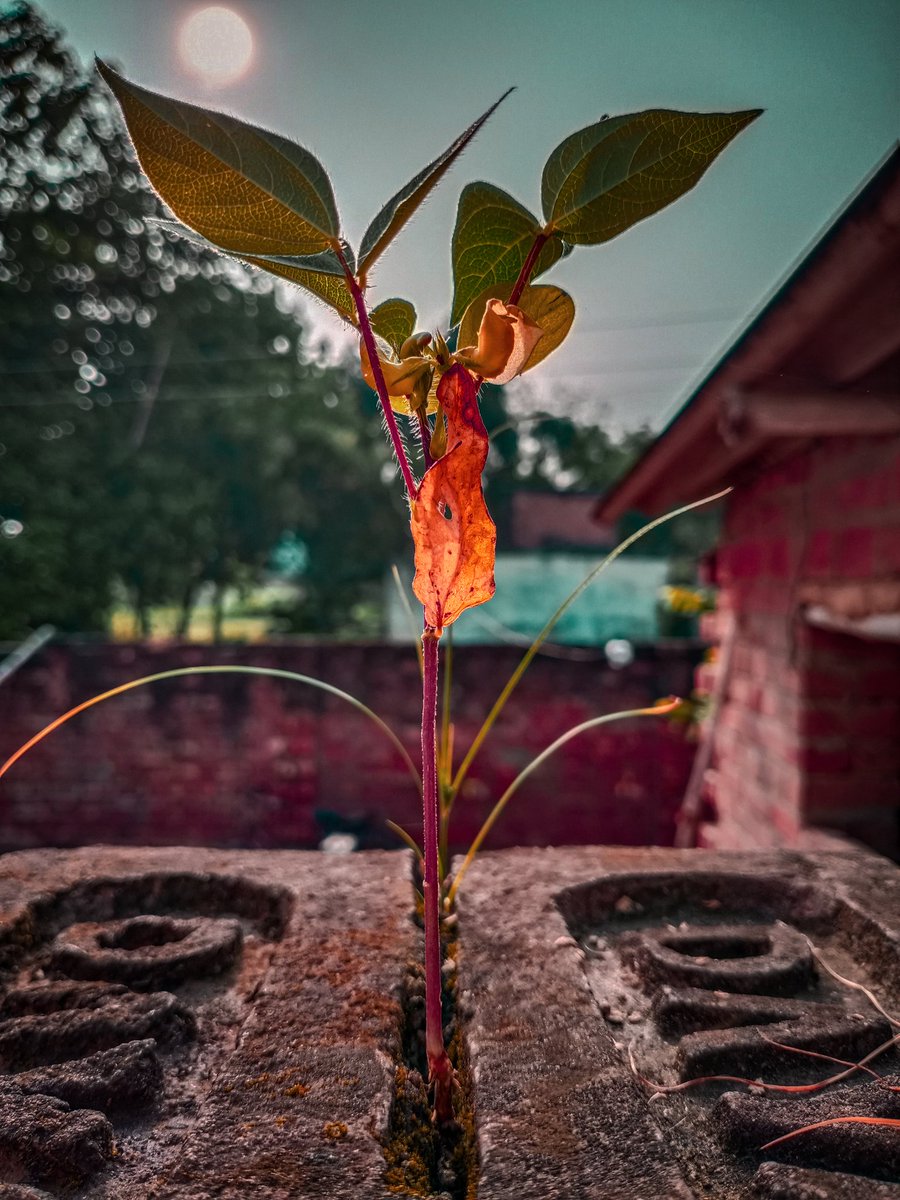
top-left (456, 299), bottom-right (544, 384)
top-left (359, 298), bottom-right (544, 415)
top-left (359, 339), bottom-right (434, 414)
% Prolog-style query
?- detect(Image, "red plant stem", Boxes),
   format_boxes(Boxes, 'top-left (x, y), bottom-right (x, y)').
top-left (508, 230), bottom-right (550, 306)
top-left (338, 253), bottom-right (418, 502)
top-left (421, 627), bottom-right (454, 1121)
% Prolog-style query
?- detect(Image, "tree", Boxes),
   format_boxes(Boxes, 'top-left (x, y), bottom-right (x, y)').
top-left (0, 4), bottom-right (405, 641)
top-left (0, 1), bottom-right (210, 635)
top-left (476, 384), bottom-right (655, 543)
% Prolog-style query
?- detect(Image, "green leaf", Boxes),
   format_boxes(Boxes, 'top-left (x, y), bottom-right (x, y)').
top-left (97, 59), bottom-right (340, 257)
top-left (0, 666), bottom-right (420, 792)
top-left (369, 299), bottom-right (417, 354)
top-left (541, 108), bottom-right (762, 244)
top-left (450, 182), bottom-right (568, 326)
top-left (252, 241), bottom-right (355, 276)
top-left (357, 87), bottom-right (515, 277)
top-left (247, 258), bottom-right (356, 324)
top-left (152, 219), bottom-right (356, 324)
top-left (457, 282), bottom-right (575, 374)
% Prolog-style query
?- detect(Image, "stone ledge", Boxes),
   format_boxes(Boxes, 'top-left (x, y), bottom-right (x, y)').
top-left (455, 845), bottom-right (900, 1199)
top-left (0, 845), bottom-right (897, 1198)
top-left (0, 847), bottom-right (415, 1199)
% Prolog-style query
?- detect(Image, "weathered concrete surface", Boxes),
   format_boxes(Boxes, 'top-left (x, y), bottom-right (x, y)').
top-left (0, 847), bottom-right (416, 1199)
top-left (2, 844), bottom-right (898, 1198)
top-left (454, 845), bottom-right (900, 1199)
top-left (752, 1162), bottom-right (900, 1198)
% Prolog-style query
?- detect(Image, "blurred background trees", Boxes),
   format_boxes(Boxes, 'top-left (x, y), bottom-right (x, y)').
top-left (0, 3), bottom-right (407, 640)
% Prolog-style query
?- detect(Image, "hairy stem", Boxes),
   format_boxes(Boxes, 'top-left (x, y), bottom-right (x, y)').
top-left (416, 408), bottom-right (435, 471)
top-left (508, 231), bottom-right (550, 306)
top-left (338, 250), bottom-right (418, 501)
top-left (421, 627), bottom-right (454, 1121)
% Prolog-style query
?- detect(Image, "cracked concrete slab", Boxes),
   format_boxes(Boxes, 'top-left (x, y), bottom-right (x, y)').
top-left (0, 847), bottom-right (415, 1199)
top-left (454, 845), bottom-right (900, 1199)
top-left (1, 844), bottom-right (898, 1198)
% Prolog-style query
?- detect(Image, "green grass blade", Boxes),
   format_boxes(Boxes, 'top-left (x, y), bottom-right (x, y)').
top-left (386, 819), bottom-right (423, 861)
top-left (0, 665), bottom-right (420, 792)
top-left (449, 488), bottom-right (730, 798)
top-left (447, 699), bottom-right (678, 905)
top-left (391, 563), bottom-right (423, 677)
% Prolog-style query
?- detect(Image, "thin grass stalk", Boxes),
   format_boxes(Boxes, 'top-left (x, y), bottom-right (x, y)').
top-left (449, 489), bottom-right (731, 799)
top-left (447, 700), bottom-right (678, 905)
top-left (391, 563), bottom-right (424, 677)
top-left (438, 629), bottom-right (454, 873)
top-left (0, 665), bottom-right (420, 788)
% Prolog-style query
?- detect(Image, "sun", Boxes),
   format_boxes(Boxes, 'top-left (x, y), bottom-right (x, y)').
top-left (178, 6), bottom-right (254, 86)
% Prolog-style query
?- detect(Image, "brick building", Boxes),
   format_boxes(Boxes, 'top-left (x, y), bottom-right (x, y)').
top-left (596, 148), bottom-right (900, 857)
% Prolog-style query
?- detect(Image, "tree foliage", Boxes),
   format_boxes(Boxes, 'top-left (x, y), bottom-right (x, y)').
top-left (0, 3), bottom-right (404, 640)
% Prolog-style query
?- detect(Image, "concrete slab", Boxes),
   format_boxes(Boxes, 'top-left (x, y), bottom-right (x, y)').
top-left (0, 847), bottom-right (415, 1199)
top-left (1, 845), bottom-right (898, 1198)
top-left (454, 846), bottom-right (900, 1199)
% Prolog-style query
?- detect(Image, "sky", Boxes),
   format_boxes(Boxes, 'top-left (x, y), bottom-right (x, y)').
top-left (30, 0), bottom-right (900, 432)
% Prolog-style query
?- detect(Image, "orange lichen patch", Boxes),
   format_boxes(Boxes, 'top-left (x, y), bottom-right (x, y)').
top-left (383, 1065), bottom-right (434, 1197)
top-left (283, 1083), bottom-right (309, 1098)
top-left (411, 364), bottom-right (495, 633)
top-left (323, 1121), bottom-right (349, 1141)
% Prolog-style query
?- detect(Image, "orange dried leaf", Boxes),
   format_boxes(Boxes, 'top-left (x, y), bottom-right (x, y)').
top-left (411, 365), bottom-right (495, 633)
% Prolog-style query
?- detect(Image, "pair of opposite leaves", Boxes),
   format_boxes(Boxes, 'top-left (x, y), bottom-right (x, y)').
top-left (97, 60), bottom-right (760, 631)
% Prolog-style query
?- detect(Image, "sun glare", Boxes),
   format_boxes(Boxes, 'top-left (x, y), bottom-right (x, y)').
top-left (178, 6), bottom-right (254, 86)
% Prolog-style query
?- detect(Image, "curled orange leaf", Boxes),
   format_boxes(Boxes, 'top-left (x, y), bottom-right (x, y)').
top-left (411, 365), bottom-right (495, 633)
top-left (456, 298), bottom-right (543, 384)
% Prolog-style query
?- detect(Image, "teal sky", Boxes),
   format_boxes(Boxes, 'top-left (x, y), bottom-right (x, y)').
top-left (33, 0), bottom-right (900, 431)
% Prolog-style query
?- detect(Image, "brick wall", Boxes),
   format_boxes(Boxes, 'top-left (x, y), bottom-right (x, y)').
top-left (0, 640), bottom-right (699, 854)
top-left (699, 435), bottom-right (900, 856)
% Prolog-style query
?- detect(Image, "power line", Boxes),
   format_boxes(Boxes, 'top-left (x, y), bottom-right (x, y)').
top-left (549, 366), bottom-right (699, 380)
top-left (568, 310), bottom-right (742, 333)
top-left (1, 311), bottom-right (743, 376)
top-left (1, 348), bottom-right (306, 375)
top-left (547, 356), bottom-right (704, 372)
top-left (0, 389), bottom-right (309, 408)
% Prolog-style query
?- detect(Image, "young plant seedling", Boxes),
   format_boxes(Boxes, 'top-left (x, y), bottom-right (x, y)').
top-left (10, 59), bottom-right (761, 1122)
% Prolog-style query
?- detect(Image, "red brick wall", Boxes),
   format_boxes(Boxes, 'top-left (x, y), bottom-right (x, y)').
top-left (0, 640), bottom-right (698, 854)
top-left (700, 435), bottom-right (900, 856)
